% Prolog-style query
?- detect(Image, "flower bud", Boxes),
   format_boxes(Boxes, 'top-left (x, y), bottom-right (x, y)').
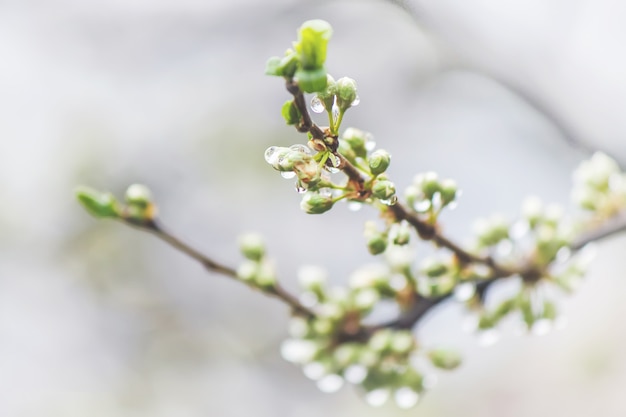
top-left (473, 216), bottom-right (509, 248)
top-left (390, 222), bottom-right (411, 246)
top-left (237, 260), bottom-right (258, 282)
top-left (368, 149), bottom-right (391, 176)
top-left (255, 260), bottom-right (277, 290)
top-left (300, 192), bottom-right (334, 214)
top-left (295, 19), bottom-right (332, 70)
top-left (390, 331), bottom-right (415, 354)
top-left (414, 172), bottom-right (440, 199)
top-left (420, 258), bottom-right (448, 278)
top-left (316, 74), bottom-right (337, 110)
top-left (125, 184), bottom-right (153, 208)
top-left (364, 222), bottom-right (388, 255)
top-left (75, 186), bottom-right (120, 219)
top-left (298, 265), bottom-right (327, 295)
top-left (439, 179), bottom-right (458, 206)
top-left (238, 233), bottom-right (265, 262)
top-left (341, 128), bottom-right (368, 159)
top-left (428, 348), bottom-right (462, 370)
top-left (372, 179), bottom-right (396, 201)
top-left (335, 77), bottom-right (358, 111)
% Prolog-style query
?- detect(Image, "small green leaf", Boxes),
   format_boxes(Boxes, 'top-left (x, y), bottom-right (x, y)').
top-left (75, 186), bottom-right (120, 219)
top-left (281, 100), bottom-right (301, 125)
top-left (294, 67), bottom-right (328, 93)
top-left (294, 19), bottom-right (333, 70)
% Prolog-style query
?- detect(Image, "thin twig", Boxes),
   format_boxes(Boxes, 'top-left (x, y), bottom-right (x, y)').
top-left (124, 218), bottom-right (316, 319)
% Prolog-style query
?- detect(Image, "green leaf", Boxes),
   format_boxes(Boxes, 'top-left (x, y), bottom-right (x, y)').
top-left (294, 19), bottom-right (333, 70)
top-left (75, 186), bottom-right (119, 219)
top-left (281, 100), bottom-right (301, 125)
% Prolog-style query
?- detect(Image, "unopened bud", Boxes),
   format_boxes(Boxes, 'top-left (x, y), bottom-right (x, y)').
top-left (372, 179), bottom-right (396, 201)
top-left (300, 192), bottom-right (334, 214)
top-left (368, 149), bottom-right (391, 176)
top-left (239, 233), bottom-right (265, 262)
top-left (335, 77), bottom-right (358, 111)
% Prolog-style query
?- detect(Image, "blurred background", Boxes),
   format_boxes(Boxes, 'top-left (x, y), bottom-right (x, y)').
top-left (2, 0), bottom-right (626, 416)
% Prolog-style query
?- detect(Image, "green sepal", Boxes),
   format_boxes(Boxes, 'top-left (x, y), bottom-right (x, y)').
top-left (295, 67), bottom-right (328, 93)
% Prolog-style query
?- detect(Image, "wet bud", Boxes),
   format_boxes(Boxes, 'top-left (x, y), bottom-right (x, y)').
top-left (125, 184), bottom-right (153, 208)
top-left (439, 179), bottom-right (458, 206)
top-left (341, 128), bottom-right (368, 159)
top-left (390, 331), bottom-right (415, 354)
top-left (428, 348), bottom-right (462, 370)
top-left (281, 100), bottom-right (301, 125)
top-left (473, 216), bottom-right (510, 247)
top-left (573, 152), bottom-right (620, 191)
top-left (298, 265), bottom-right (327, 296)
top-left (255, 260), bottom-right (277, 290)
top-left (335, 77), bottom-right (358, 111)
top-left (239, 233), bottom-right (265, 262)
top-left (300, 192), bottom-right (334, 214)
top-left (372, 180), bottom-right (396, 201)
top-left (414, 172), bottom-right (440, 199)
top-left (368, 149), bottom-right (391, 176)
top-left (316, 74), bottom-right (337, 110)
top-left (75, 186), bottom-right (120, 219)
top-left (237, 261), bottom-right (258, 282)
top-left (571, 188), bottom-right (601, 211)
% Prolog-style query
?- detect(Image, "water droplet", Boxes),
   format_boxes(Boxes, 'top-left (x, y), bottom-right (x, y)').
top-left (295, 184), bottom-right (307, 194)
top-left (280, 171), bottom-right (296, 179)
top-left (290, 144), bottom-right (311, 154)
top-left (454, 282), bottom-right (476, 302)
top-left (344, 365), bottom-right (367, 384)
top-left (303, 362), bottom-right (326, 380)
top-left (347, 201), bottom-right (363, 212)
top-left (365, 140), bottom-right (377, 152)
top-left (351, 95), bottom-right (360, 106)
top-left (317, 374), bottom-right (344, 393)
top-left (531, 319), bottom-right (552, 336)
top-left (413, 199), bottom-right (431, 212)
top-left (381, 196), bottom-right (398, 206)
top-left (478, 329), bottom-right (500, 347)
top-left (264, 146), bottom-right (278, 164)
top-left (365, 388), bottom-right (390, 407)
top-left (280, 339), bottom-right (317, 363)
top-left (310, 96), bottom-right (324, 113)
top-left (394, 387), bottom-right (420, 409)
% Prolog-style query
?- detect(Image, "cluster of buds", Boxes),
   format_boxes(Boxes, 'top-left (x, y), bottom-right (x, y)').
top-left (405, 172), bottom-right (459, 220)
top-left (76, 184), bottom-right (157, 224)
top-left (236, 233), bottom-right (277, 290)
top-left (571, 152), bottom-right (626, 217)
top-left (280, 264), bottom-right (461, 408)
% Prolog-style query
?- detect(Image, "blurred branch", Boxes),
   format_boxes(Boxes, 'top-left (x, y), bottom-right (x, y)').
top-left (125, 218), bottom-right (316, 319)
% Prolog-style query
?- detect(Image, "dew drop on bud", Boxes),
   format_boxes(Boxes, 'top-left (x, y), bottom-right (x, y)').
top-left (381, 196), bottom-right (398, 206)
top-left (290, 144), bottom-right (311, 155)
top-left (264, 146), bottom-right (278, 164)
top-left (365, 388), bottom-right (390, 407)
top-left (310, 96), bottom-right (325, 113)
top-left (317, 374), bottom-right (344, 393)
top-left (281, 171), bottom-right (296, 179)
top-left (394, 387), bottom-right (420, 409)
top-left (351, 95), bottom-right (360, 106)
top-left (296, 184), bottom-right (307, 194)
